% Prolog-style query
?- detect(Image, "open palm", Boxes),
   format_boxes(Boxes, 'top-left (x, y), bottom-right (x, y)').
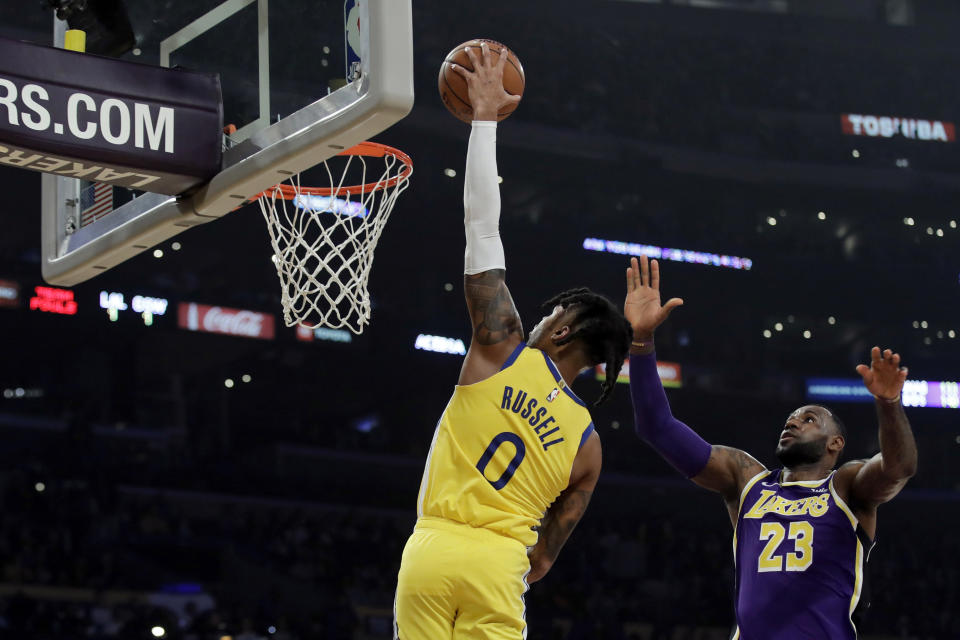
top-left (856, 347), bottom-right (908, 402)
top-left (624, 256), bottom-right (684, 339)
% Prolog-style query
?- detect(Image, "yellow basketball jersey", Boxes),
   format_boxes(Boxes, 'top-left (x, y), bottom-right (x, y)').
top-left (417, 343), bottom-right (595, 547)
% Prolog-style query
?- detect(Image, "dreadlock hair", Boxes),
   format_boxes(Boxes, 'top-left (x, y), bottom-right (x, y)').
top-left (540, 287), bottom-right (633, 407)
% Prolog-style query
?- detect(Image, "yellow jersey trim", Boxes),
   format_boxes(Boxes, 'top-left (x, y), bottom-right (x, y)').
top-left (848, 536), bottom-right (864, 634)
top-left (779, 477), bottom-right (831, 487)
top-left (733, 469), bottom-right (771, 557)
top-left (828, 472), bottom-right (859, 530)
top-left (738, 469), bottom-right (771, 512)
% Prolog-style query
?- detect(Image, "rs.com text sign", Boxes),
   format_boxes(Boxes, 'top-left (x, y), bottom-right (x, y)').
top-left (0, 37), bottom-right (222, 195)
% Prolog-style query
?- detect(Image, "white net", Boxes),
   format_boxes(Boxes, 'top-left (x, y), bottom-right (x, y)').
top-left (256, 143), bottom-right (412, 333)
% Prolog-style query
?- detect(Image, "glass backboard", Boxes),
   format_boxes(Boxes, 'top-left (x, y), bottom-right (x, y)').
top-left (41, 0), bottom-right (413, 285)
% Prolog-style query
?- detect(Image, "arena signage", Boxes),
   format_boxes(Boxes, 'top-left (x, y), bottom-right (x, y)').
top-left (0, 37), bottom-right (222, 195)
top-left (29, 285), bottom-right (77, 315)
top-left (99, 291), bottom-right (169, 325)
top-left (841, 114), bottom-right (955, 143)
top-left (583, 238), bottom-right (752, 271)
top-left (295, 325), bottom-right (353, 343)
top-left (178, 302), bottom-right (275, 340)
top-left (414, 334), bottom-right (467, 355)
top-left (807, 377), bottom-right (959, 409)
top-left (0, 279), bottom-right (18, 308)
top-left (595, 359), bottom-right (682, 388)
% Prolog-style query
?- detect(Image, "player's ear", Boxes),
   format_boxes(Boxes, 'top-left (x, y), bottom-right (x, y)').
top-left (551, 324), bottom-right (571, 342)
top-left (828, 435), bottom-right (845, 455)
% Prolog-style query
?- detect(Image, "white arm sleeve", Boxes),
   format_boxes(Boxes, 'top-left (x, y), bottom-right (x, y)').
top-left (463, 120), bottom-right (505, 275)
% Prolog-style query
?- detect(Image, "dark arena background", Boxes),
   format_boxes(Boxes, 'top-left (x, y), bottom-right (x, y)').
top-left (0, 0), bottom-right (959, 638)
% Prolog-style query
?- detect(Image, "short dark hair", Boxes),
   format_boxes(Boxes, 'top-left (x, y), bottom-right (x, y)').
top-left (816, 404), bottom-right (847, 440)
top-left (540, 288), bottom-right (633, 406)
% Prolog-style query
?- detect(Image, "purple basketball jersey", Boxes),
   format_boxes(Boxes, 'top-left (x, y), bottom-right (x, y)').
top-left (733, 469), bottom-right (873, 640)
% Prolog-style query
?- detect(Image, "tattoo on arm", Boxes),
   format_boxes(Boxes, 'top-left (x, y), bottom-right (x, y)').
top-left (464, 270), bottom-right (522, 345)
top-left (694, 446), bottom-right (763, 503)
top-left (534, 488), bottom-right (592, 564)
top-left (732, 449), bottom-right (757, 473)
top-left (850, 400), bottom-right (918, 507)
top-left (876, 400), bottom-right (918, 478)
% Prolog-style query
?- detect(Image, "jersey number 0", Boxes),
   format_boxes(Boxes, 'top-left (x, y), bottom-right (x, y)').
top-left (476, 432), bottom-right (526, 490)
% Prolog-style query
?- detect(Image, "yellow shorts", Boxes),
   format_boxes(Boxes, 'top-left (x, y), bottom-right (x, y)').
top-left (394, 517), bottom-right (530, 640)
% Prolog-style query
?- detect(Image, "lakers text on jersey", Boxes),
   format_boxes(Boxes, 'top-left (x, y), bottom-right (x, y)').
top-left (732, 469), bottom-right (874, 640)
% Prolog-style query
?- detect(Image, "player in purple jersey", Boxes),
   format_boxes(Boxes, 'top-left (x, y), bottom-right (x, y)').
top-left (622, 255), bottom-right (918, 640)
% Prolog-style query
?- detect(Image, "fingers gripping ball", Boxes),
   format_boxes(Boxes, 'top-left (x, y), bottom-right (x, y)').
top-left (439, 39), bottom-right (525, 123)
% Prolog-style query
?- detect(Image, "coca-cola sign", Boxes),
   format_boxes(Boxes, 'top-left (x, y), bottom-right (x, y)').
top-left (177, 302), bottom-right (275, 340)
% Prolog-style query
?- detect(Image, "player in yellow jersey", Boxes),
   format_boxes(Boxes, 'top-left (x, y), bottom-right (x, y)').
top-left (393, 43), bottom-right (633, 640)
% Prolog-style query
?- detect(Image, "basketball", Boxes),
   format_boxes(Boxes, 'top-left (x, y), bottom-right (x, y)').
top-left (438, 39), bottom-right (525, 124)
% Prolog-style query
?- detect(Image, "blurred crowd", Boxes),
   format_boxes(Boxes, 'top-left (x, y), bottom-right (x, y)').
top-left (0, 441), bottom-right (956, 639)
top-left (0, 3), bottom-right (958, 639)
top-left (413, 3), bottom-right (960, 175)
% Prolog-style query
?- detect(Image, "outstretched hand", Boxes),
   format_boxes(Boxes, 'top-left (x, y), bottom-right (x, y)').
top-left (856, 347), bottom-right (908, 402)
top-left (624, 256), bottom-right (684, 340)
top-left (450, 41), bottom-right (522, 121)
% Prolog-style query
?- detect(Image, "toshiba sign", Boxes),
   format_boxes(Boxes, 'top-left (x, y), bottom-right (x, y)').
top-left (177, 303), bottom-right (275, 340)
top-left (841, 114), bottom-right (955, 142)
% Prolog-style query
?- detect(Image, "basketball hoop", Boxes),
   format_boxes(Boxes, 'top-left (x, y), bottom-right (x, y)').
top-left (255, 141), bottom-right (413, 334)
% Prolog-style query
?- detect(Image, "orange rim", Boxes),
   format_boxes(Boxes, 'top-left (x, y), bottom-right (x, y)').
top-left (255, 141), bottom-right (413, 199)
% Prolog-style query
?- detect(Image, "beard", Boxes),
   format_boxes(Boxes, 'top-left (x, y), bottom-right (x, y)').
top-left (775, 437), bottom-right (827, 468)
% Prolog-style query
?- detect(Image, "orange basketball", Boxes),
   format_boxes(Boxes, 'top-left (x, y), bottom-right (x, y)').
top-left (438, 39), bottom-right (525, 124)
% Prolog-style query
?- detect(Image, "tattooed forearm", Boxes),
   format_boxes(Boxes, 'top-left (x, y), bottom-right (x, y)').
top-left (875, 399), bottom-right (918, 479)
top-left (531, 488), bottom-right (592, 565)
top-left (464, 270), bottom-right (522, 345)
top-left (847, 401), bottom-right (917, 508)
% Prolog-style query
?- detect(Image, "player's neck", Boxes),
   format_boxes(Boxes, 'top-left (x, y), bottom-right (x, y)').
top-left (542, 348), bottom-right (590, 388)
top-left (781, 461), bottom-right (834, 483)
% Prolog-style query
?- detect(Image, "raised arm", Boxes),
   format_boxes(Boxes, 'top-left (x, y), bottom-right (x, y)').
top-left (453, 43), bottom-right (524, 386)
top-left (838, 347), bottom-right (917, 509)
top-left (526, 430), bottom-right (601, 584)
top-left (624, 257), bottom-right (764, 506)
